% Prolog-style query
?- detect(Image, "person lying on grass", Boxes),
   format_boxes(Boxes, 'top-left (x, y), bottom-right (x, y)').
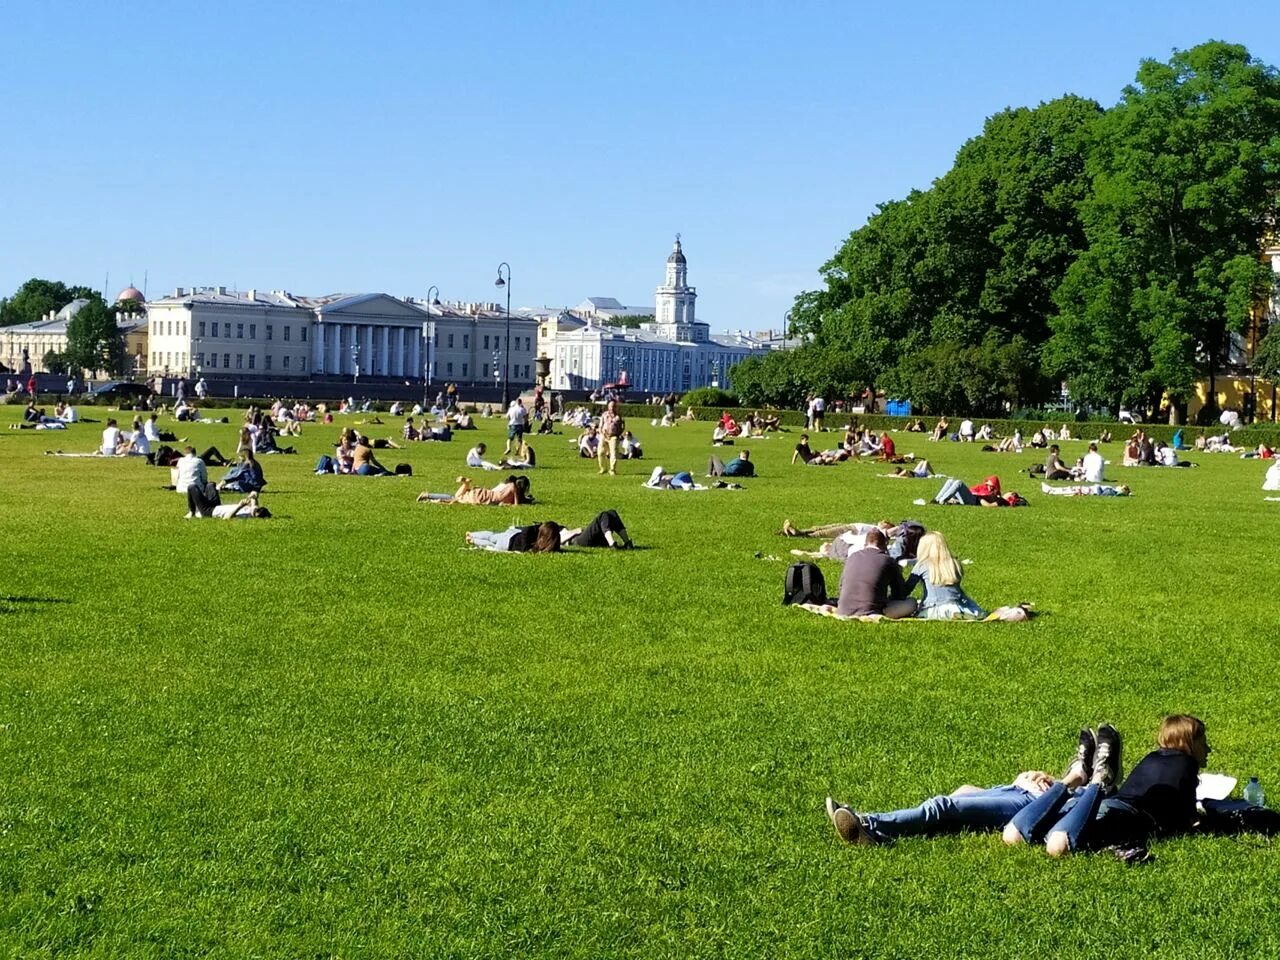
top-left (933, 475), bottom-right (1004, 506)
top-left (884, 459), bottom-right (933, 478)
top-left (826, 726), bottom-right (1104, 846)
top-left (707, 450), bottom-right (754, 478)
top-left (465, 521), bottom-right (564, 553)
top-left (1004, 716), bottom-right (1206, 862)
top-left (418, 475), bottom-right (529, 505)
top-left (782, 520), bottom-right (901, 562)
top-left (1039, 482), bottom-right (1131, 497)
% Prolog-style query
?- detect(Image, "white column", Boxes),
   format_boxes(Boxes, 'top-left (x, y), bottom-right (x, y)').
top-left (312, 323), bottom-right (325, 374)
top-left (329, 322), bottom-right (342, 373)
top-left (376, 326), bottom-right (388, 376)
top-left (408, 327), bottom-right (421, 382)
top-left (362, 325), bottom-right (374, 377)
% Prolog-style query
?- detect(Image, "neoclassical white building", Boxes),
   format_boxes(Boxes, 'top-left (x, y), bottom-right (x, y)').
top-left (537, 237), bottom-right (778, 394)
top-left (144, 288), bottom-right (537, 386)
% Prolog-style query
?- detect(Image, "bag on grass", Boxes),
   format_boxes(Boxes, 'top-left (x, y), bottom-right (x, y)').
top-left (394, 463), bottom-right (413, 476)
top-left (783, 562), bottom-right (827, 606)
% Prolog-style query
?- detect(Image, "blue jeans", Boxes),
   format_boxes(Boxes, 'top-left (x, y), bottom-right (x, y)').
top-left (934, 478), bottom-right (977, 505)
top-left (862, 785), bottom-right (1035, 842)
top-left (356, 463), bottom-right (389, 476)
top-left (1008, 782), bottom-right (1151, 851)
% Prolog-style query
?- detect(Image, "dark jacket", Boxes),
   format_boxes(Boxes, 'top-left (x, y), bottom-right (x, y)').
top-left (836, 548), bottom-right (908, 618)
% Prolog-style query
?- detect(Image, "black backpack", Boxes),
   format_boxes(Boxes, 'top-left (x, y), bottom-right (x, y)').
top-left (783, 562), bottom-right (828, 606)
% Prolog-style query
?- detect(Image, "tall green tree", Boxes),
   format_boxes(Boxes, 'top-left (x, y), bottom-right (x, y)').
top-left (64, 297), bottom-right (126, 377)
top-left (0, 278), bottom-right (99, 327)
top-left (1048, 42), bottom-right (1280, 418)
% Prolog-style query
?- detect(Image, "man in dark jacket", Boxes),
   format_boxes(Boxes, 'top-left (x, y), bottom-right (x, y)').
top-left (835, 528), bottom-right (917, 619)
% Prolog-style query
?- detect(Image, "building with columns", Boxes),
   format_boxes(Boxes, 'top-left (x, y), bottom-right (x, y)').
top-left (536, 237), bottom-right (780, 394)
top-left (143, 288), bottom-right (537, 387)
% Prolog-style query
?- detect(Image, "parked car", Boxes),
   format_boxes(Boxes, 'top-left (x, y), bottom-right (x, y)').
top-left (89, 381), bottom-right (153, 404)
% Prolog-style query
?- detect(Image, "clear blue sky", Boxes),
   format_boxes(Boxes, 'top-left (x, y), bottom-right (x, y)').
top-left (2, 1), bottom-right (1277, 332)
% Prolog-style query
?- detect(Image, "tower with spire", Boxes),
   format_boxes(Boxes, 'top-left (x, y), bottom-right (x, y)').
top-left (654, 234), bottom-right (706, 341)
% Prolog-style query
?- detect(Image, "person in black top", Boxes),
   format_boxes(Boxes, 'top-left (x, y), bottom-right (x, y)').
top-left (1005, 715), bottom-right (1208, 858)
top-left (565, 510), bottom-right (633, 549)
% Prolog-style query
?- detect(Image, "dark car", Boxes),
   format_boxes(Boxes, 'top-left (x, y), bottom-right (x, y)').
top-left (90, 381), bottom-right (154, 404)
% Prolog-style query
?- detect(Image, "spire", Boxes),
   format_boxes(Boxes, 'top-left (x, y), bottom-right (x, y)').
top-left (667, 233), bottom-right (686, 265)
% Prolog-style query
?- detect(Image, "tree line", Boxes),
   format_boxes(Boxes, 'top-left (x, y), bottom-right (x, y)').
top-left (732, 42), bottom-right (1280, 422)
top-left (1, 278), bottom-right (133, 376)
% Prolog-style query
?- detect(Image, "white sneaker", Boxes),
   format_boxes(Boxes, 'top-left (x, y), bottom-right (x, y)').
top-left (183, 512), bottom-right (194, 519)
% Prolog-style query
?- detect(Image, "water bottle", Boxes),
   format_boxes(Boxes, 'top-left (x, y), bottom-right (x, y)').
top-left (1243, 776), bottom-right (1266, 807)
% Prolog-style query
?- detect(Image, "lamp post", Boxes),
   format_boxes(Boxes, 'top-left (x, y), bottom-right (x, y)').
top-left (492, 349), bottom-right (501, 391)
top-left (352, 342), bottom-right (360, 387)
top-left (494, 262), bottom-right (511, 407)
top-left (423, 285), bottom-right (440, 408)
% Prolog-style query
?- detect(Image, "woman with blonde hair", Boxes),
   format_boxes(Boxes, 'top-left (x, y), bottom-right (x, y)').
top-left (905, 531), bottom-right (986, 620)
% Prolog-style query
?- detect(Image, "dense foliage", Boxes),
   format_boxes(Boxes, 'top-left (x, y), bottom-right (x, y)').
top-left (0, 278), bottom-right (99, 327)
top-left (734, 42), bottom-right (1280, 420)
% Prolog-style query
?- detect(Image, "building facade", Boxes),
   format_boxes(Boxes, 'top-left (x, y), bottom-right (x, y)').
top-left (143, 288), bottom-right (537, 388)
top-left (536, 237), bottom-right (778, 394)
top-left (1, 291), bottom-right (147, 376)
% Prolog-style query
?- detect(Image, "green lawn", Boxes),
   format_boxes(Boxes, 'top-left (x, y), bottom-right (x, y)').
top-left (2, 409), bottom-right (1278, 958)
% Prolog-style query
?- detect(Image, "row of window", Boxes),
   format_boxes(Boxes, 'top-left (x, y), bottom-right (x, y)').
top-left (192, 353), bottom-right (308, 372)
top-left (153, 321), bottom-right (188, 336)
top-left (194, 321), bottom-right (307, 342)
top-left (151, 352), bottom-right (190, 369)
top-left (433, 333), bottom-right (534, 352)
top-left (431, 362), bottom-right (531, 379)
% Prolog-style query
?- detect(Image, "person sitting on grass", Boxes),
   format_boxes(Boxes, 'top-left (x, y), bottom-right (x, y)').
top-left (707, 449), bottom-right (754, 478)
top-left (218, 449), bottom-right (266, 494)
top-left (903, 531), bottom-right (989, 621)
top-left (352, 436), bottom-right (392, 476)
top-left (1045, 444), bottom-right (1072, 480)
top-left (500, 440), bottom-right (536, 470)
top-left (832, 528), bottom-right (917, 619)
top-left (417, 475), bottom-right (529, 505)
top-left (466, 442), bottom-right (501, 471)
top-left (619, 430), bottom-right (643, 459)
top-left (1004, 716), bottom-right (1206, 862)
top-left (403, 417), bottom-right (420, 441)
top-left (933, 475), bottom-right (1004, 506)
top-left (578, 426), bottom-right (599, 459)
top-left (465, 521), bottom-right (563, 553)
top-left (1040, 482), bottom-right (1131, 497)
top-left (876, 432), bottom-right (898, 461)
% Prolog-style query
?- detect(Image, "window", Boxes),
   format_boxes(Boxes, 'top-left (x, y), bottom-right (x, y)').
top-left (432, 361), bottom-right (438, 376)
top-left (462, 363), bottom-right (468, 377)
top-left (236, 323), bottom-right (244, 339)
top-left (433, 331), bottom-right (439, 346)
top-left (463, 334), bottom-right (469, 348)
top-left (493, 336), bottom-right (500, 350)
top-left (265, 355), bottom-right (272, 371)
top-left (482, 363), bottom-right (489, 378)
top-left (198, 321), bottom-right (206, 337)
top-left (249, 324), bottom-right (256, 339)
top-left (300, 357), bottom-right (306, 371)
top-left (248, 355), bottom-right (255, 369)
top-left (300, 327), bottom-right (307, 342)
top-left (447, 362), bottom-right (453, 374)
top-left (209, 354), bottom-right (218, 368)
top-left (448, 333), bottom-right (454, 348)
top-left (266, 325), bottom-right (273, 340)
top-left (197, 353), bottom-right (205, 366)
top-left (224, 323), bottom-right (231, 338)
top-left (483, 335), bottom-right (489, 349)
top-left (167, 321), bottom-right (172, 336)
top-left (236, 354), bottom-right (243, 369)
top-left (181, 322), bottom-right (186, 336)
top-left (283, 356), bottom-right (291, 369)
top-left (223, 353), bottom-right (230, 368)
top-left (284, 326), bottom-right (291, 341)
top-left (525, 337), bottom-right (531, 351)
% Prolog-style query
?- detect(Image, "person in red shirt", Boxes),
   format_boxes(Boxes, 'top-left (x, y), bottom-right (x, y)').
top-left (934, 475), bottom-right (1004, 506)
top-left (877, 432), bottom-right (896, 461)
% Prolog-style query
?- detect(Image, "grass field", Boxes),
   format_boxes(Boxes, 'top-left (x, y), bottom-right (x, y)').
top-left (2, 408), bottom-right (1279, 958)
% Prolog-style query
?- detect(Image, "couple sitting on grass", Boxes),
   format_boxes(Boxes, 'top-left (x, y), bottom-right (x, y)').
top-left (795, 524), bottom-right (1025, 621)
top-left (826, 715), bottom-right (1250, 864)
top-left (465, 509), bottom-right (634, 553)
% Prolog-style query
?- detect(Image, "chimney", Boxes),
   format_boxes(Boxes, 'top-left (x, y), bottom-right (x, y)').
top-left (247, 289), bottom-right (256, 302)
top-left (216, 286), bottom-right (227, 296)
top-left (173, 287), bottom-right (185, 297)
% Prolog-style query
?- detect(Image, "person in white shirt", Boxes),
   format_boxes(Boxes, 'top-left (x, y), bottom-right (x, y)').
top-left (126, 424), bottom-right (151, 457)
top-left (100, 419), bottom-right (122, 456)
top-left (959, 419), bottom-right (975, 442)
top-left (174, 446), bottom-right (208, 495)
top-left (505, 398), bottom-right (529, 455)
top-left (1081, 442), bottom-right (1106, 483)
top-left (210, 492), bottom-right (271, 520)
top-left (143, 414), bottom-right (162, 443)
top-left (59, 405), bottom-right (78, 423)
top-left (466, 443), bottom-right (500, 471)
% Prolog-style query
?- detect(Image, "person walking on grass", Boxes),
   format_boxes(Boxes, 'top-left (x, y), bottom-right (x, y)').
top-left (505, 397), bottom-right (529, 456)
top-left (598, 398), bottom-right (624, 475)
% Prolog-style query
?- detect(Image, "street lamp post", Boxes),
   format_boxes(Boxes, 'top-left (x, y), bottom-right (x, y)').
top-left (492, 349), bottom-right (501, 392)
top-left (423, 285), bottom-right (440, 409)
top-left (352, 342), bottom-right (360, 387)
top-left (494, 262), bottom-right (511, 407)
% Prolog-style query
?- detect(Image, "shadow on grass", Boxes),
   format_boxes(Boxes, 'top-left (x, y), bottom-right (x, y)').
top-left (0, 595), bottom-right (72, 615)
